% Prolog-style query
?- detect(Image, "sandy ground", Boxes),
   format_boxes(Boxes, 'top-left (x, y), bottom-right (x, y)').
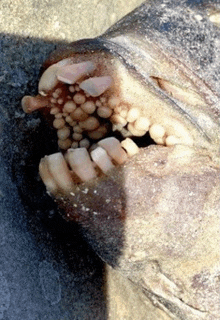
top-left (0, 1), bottom-right (143, 319)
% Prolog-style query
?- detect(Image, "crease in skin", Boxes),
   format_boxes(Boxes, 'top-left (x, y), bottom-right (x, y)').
top-left (21, 2), bottom-right (220, 318)
top-left (95, 37), bottom-right (214, 144)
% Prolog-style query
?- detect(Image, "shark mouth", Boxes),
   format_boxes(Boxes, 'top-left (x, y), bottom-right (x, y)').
top-left (22, 53), bottom-right (204, 196)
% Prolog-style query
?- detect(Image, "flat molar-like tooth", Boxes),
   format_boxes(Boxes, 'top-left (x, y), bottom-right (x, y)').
top-left (91, 146), bottom-right (115, 174)
top-left (79, 76), bottom-right (113, 97)
top-left (67, 148), bottom-right (97, 182)
top-left (98, 137), bottom-right (128, 165)
top-left (56, 61), bottom-right (95, 84)
top-left (38, 58), bottom-right (73, 95)
top-left (43, 152), bottom-right (74, 193)
top-left (121, 138), bottom-right (139, 157)
top-left (21, 95), bottom-right (49, 113)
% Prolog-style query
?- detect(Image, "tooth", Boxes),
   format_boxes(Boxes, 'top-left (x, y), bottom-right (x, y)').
top-left (50, 107), bottom-right (60, 115)
top-left (58, 138), bottom-right (72, 150)
top-left (73, 125), bottom-right (83, 133)
top-left (21, 95), bottom-right (49, 113)
top-left (79, 116), bottom-right (100, 131)
top-left (46, 152), bottom-right (74, 192)
top-left (73, 93), bottom-right (86, 104)
top-left (67, 148), bottom-right (97, 182)
top-left (56, 61), bottom-right (95, 84)
top-left (87, 125), bottom-right (108, 140)
top-left (55, 113), bottom-right (63, 119)
top-left (57, 127), bottom-right (71, 140)
top-left (79, 76), bottom-right (113, 97)
top-left (91, 146), bottom-right (115, 174)
top-left (127, 123), bottom-right (146, 137)
top-left (95, 100), bottom-right (102, 107)
top-left (165, 135), bottom-right (180, 146)
top-left (70, 107), bottom-right (88, 121)
top-left (97, 106), bottom-right (113, 118)
top-left (121, 138), bottom-right (139, 157)
top-left (107, 97), bottom-right (120, 109)
top-left (98, 137), bottom-right (128, 164)
top-left (38, 58), bottom-right (72, 94)
top-left (71, 141), bottom-right (79, 149)
top-left (79, 138), bottom-right (90, 149)
top-left (120, 109), bottom-right (128, 118)
top-left (39, 158), bottom-right (58, 194)
top-left (134, 117), bottom-right (150, 131)
top-left (149, 124), bottom-right (165, 141)
top-left (52, 88), bottom-right (62, 98)
top-left (53, 118), bottom-right (66, 129)
top-left (65, 115), bottom-right (76, 124)
top-left (81, 101), bottom-right (96, 114)
top-left (110, 114), bottom-right (127, 127)
top-left (126, 108), bottom-right (140, 122)
top-left (69, 85), bottom-right (75, 93)
top-left (72, 132), bottom-right (83, 141)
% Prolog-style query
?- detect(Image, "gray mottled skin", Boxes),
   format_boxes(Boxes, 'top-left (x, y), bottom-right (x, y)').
top-left (1, 1), bottom-right (220, 320)
top-left (40, 1), bottom-right (220, 319)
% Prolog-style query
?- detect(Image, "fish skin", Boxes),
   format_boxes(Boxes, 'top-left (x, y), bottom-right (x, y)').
top-left (32, 1), bottom-right (220, 319)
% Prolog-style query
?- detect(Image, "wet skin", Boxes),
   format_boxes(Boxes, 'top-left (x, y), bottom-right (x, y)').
top-left (22, 1), bottom-right (220, 319)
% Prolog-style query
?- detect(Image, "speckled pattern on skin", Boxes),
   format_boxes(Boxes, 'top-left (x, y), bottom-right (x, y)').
top-left (0, 1), bottom-right (142, 319)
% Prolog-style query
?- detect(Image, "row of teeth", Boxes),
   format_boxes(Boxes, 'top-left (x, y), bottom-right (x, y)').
top-left (22, 59), bottom-right (190, 152)
top-left (39, 136), bottom-right (139, 194)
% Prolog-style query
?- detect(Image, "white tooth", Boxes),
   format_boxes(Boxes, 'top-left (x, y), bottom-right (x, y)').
top-left (71, 141), bottom-right (79, 149)
top-left (110, 114), bottom-right (127, 127)
top-left (97, 106), bottom-right (113, 118)
top-left (73, 125), bottom-right (83, 133)
top-left (56, 61), bottom-right (95, 84)
top-left (121, 138), bottom-right (139, 157)
top-left (55, 113), bottom-right (63, 119)
top-left (50, 107), bottom-right (60, 115)
top-left (70, 107), bottom-right (88, 121)
top-left (53, 118), bottom-right (65, 129)
top-left (166, 135), bottom-right (180, 146)
top-left (57, 127), bottom-right (71, 140)
top-left (67, 148), bottom-right (97, 182)
top-left (39, 158), bottom-right (58, 194)
top-left (38, 58), bottom-right (73, 94)
top-left (73, 93), bottom-right (86, 104)
top-left (58, 138), bottom-right (72, 150)
top-left (91, 146), bottom-right (115, 174)
top-left (81, 101), bottom-right (96, 114)
top-left (46, 152), bottom-right (74, 192)
top-left (134, 117), bottom-right (150, 131)
top-left (79, 138), bottom-right (90, 149)
top-left (79, 76), bottom-right (113, 97)
top-left (126, 108), bottom-right (140, 122)
top-left (87, 125), bottom-right (108, 140)
top-left (72, 132), bottom-right (83, 141)
top-left (21, 95), bottom-right (49, 113)
top-left (107, 97), bottom-right (120, 109)
top-left (127, 123), bottom-right (146, 137)
top-left (98, 137), bottom-right (128, 164)
top-left (149, 124), bottom-right (165, 141)
top-left (79, 117), bottom-right (100, 131)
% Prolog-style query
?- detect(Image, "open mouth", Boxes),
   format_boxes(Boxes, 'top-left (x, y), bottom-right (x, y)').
top-left (21, 52), bottom-right (211, 196)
